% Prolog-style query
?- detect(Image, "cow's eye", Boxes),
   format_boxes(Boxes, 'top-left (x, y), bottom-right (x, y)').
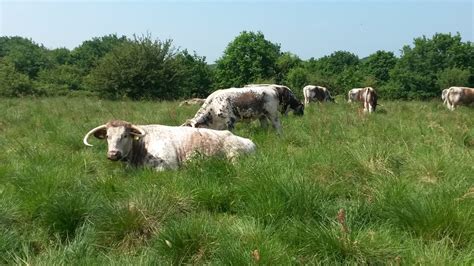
top-left (123, 135), bottom-right (128, 138)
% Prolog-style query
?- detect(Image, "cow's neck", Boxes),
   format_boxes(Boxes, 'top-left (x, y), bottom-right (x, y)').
top-left (126, 139), bottom-right (148, 166)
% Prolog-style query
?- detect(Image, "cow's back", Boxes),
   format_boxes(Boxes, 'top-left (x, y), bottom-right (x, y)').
top-left (144, 125), bottom-right (255, 163)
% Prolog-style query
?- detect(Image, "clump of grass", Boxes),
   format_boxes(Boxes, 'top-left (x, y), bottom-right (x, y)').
top-left (37, 189), bottom-right (90, 242)
top-left (92, 200), bottom-right (158, 250)
top-left (154, 213), bottom-right (219, 264)
top-left (181, 157), bottom-right (239, 213)
top-left (0, 227), bottom-right (23, 264)
top-left (373, 180), bottom-right (473, 248)
top-left (287, 209), bottom-right (402, 264)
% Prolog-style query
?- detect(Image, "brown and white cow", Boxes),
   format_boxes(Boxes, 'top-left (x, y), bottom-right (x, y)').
top-left (182, 85), bottom-right (304, 134)
top-left (347, 87), bottom-right (378, 113)
top-left (445, 86), bottom-right (474, 110)
top-left (83, 120), bottom-right (256, 171)
top-left (347, 88), bottom-right (364, 103)
top-left (303, 85), bottom-right (335, 105)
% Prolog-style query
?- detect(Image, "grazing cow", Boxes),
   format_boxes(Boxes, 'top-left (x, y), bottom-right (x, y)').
top-left (179, 98), bottom-right (206, 107)
top-left (347, 88), bottom-right (364, 103)
top-left (182, 85), bottom-right (304, 134)
top-left (363, 87), bottom-right (378, 113)
top-left (445, 86), bottom-right (474, 110)
top-left (83, 120), bottom-right (256, 171)
top-left (303, 85), bottom-right (335, 105)
top-left (347, 87), bottom-right (378, 113)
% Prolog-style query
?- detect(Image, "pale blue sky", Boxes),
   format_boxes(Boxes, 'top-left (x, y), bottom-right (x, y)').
top-left (1, 1), bottom-right (472, 63)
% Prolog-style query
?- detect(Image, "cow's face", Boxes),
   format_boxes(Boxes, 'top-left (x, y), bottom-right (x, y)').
top-left (105, 126), bottom-right (135, 161)
top-left (292, 103), bottom-right (304, 116)
top-left (88, 121), bottom-right (145, 161)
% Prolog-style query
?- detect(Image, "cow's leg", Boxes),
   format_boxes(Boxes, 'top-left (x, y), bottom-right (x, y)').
top-left (259, 116), bottom-right (269, 129)
top-left (226, 117), bottom-right (236, 131)
top-left (147, 156), bottom-right (171, 171)
top-left (269, 116), bottom-right (282, 135)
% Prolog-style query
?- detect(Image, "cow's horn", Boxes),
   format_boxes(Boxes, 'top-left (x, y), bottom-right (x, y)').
top-left (83, 124), bottom-right (107, 147)
top-left (130, 125), bottom-right (146, 138)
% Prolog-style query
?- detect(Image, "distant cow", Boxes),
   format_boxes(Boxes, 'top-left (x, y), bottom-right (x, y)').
top-left (182, 85), bottom-right (304, 134)
top-left (347, 88), bottom-right (364, 103)
top-left (83, 120), bottom-right (256, 171)
top-left (303, 85), bottom-right (335, 105)
top-left (347, 87), bottom-right (378, 113)
top-left (179, 98), bottom-right (206, 107)
top-left (445, 86), bottom-right (474, 110)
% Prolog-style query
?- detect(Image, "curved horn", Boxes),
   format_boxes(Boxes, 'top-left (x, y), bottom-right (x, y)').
top-left (83, 124), bottom-right (107, 147)
top-left (129, 125), bottom-right (146, 138)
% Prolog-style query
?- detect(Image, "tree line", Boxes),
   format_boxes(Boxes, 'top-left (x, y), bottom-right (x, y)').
top-left (0, 31), bottom-right (472, 100)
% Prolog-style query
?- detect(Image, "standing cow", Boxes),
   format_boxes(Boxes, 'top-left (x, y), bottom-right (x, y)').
top-left (445, 86), bottom-right (474, 110)
top-left (303, 85), bottom-right (335, 105)
top-left (347, 87), bottom-right (378, 113)
top-left (182, 85), bottom-right (304, 134)
top-left (83, 120), bottom-right (256, 171)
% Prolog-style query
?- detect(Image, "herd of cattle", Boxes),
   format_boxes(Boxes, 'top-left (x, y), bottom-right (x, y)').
top-left (83, 84), bottom-right (473, 171)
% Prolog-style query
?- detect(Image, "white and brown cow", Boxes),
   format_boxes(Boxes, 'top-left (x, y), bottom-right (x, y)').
top-left (445, 86), bottom-right (474, 110)
top-left (347, 87), bottom-right (378, 113)
top-left (182, 85), bottom-right (304, 134)
top-left (347, 88), bottom-right (364, 103)
top-left (83, 120), bottom-right (256, 171)
top-left (303, 85), bottom-right (335, 105)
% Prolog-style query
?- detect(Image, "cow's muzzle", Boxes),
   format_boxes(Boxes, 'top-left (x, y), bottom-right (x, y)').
top-left (107, 150), bottom-right (122, 161)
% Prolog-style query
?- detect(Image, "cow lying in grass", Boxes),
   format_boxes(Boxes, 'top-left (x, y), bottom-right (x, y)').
top-left (182, 84), bottom-right (304, 134)
top-left (83, 120), bottom-right (256, 171)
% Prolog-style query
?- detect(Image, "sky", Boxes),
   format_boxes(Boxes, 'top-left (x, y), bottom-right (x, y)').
top-left (0, 0), bottom-right (472, 63)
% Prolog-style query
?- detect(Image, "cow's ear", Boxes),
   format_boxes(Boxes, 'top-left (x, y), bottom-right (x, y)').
top-left (93, 128), bottom-right (107, 139)
top-left (130, 126), bottom-right (146, 138)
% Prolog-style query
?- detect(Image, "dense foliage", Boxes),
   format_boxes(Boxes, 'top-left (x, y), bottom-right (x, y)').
top-left (0, 97), bottom-right (472, 264)
top-left (0, 32), bottom-right (472, 99)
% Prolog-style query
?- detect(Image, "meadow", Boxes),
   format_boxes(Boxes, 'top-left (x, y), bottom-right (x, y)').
top-left (0, 96), bottom-right (473, 264)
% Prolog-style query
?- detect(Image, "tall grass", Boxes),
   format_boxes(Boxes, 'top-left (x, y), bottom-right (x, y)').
top-left (0, 97), bottom-right (472, 264)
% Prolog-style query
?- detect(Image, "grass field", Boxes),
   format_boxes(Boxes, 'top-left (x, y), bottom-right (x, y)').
top-left (0, 96), bottom-right (473, 264)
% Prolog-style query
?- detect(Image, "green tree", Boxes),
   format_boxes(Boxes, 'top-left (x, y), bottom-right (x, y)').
top-left (86, 35), bottom-right (184, 100)
top-left (276, 52), bottom-right (302, 84)
top-left (175, 50), bottom-right (214, 98)
top-left (71, 34), bottom-right (128, 74)
top-left (215, 31), bottom-right (281, 88)
top-left (389, 33), bottom-right (474, 99)
top-left (313, 51), bottom-right (360, 75)
top-left (436, 67), bottom-right (471, 91)
top-left (0, 36), bottom-right (51, 78)
top-left (0, 60), bottom-right (35, 96)
top-left (48, 47), bottom-right (72, 65)
top-left (285, 67), bottom-right (310, 95)
top-left (361, 50), bottom-right (397, 85)
top-left (36, 64), bottom-right (84, 95)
